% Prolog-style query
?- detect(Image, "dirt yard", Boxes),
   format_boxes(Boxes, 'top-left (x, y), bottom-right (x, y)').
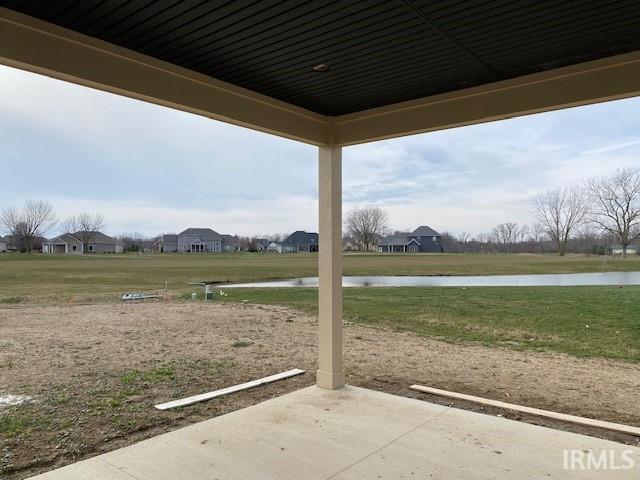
top-left (2, 302), bottom-right (640, 478)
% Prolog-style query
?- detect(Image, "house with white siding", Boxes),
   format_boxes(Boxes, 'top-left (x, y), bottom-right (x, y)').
top-left (267, 241), bottom-right (281, 253)
top-left (611, 244), bottom-right (638, 256)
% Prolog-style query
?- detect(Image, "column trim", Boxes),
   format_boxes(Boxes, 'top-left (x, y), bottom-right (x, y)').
top-left (317, 145), bottom-right (345, 389)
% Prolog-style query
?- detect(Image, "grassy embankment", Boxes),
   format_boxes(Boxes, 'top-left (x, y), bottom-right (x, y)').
top-left (1, 252), bottom-right (639, 361)
top-left (0, 251), bottom-right (637, 302)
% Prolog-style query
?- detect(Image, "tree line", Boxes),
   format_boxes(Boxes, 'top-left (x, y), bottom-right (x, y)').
top-left (344, 167), bottom-right (640, 257)
top-left (3, 168), bottom-right (638, 256)
top-left (533, 167), bottom-right (640, 257)
top-left (0, 202), bottom-right (106, 253)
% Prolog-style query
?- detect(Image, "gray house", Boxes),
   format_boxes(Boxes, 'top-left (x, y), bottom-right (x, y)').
top-left (3, 235), bottom-right (48, 252)
top-left (177, 228), bottom-right (222, 253)
top-left (281, 231), bottom-right (319, 253)
top-left (255, 238), bottom-right (269, 251)
top-left (222, 234), bottom-right (241, 252)
top-left (0, 236), bottom-right (7, 252)
top-left (43, 231), bottom-right (123, 254)
top-left (378, 226), bottom-right (442, 253)
top-left (44, 233), bottom-right (83, 254)
top-left (156, 234), bottom-right (178, 253)
top-left (158, 228), bottom-right (239, 253)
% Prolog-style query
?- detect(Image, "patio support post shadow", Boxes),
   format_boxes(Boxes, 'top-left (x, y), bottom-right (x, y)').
top-left (317, 144), bottom-right (345, 389)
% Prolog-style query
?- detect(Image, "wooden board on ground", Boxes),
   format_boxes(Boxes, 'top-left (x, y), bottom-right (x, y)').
top-left (155, 368), bottom-right (306, 410)
top-left (410, 384), bottom-right (640, 437)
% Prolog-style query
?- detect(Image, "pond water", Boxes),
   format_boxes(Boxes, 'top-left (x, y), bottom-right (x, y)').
top-left (224, 271), bottom-right (640, 288)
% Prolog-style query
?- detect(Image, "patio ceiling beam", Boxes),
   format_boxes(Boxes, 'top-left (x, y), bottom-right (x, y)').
top-left (333, 51), bottom-right (640, 146)
top-left (0, 8), bottom-right (330, 146)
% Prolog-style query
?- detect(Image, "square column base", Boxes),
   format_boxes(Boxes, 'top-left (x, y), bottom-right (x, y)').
top-left (316, 369), bottom-right (345, 390)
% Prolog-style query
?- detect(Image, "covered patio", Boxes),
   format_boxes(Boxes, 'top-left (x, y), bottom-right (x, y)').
top-left (1, 1), bottom-right (639, 478)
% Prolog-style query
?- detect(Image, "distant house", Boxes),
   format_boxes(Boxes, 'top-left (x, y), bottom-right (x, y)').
top-left (4, 235), bottom-right (48, 252)
top-left (222, 234), bottom-right (241, 252)
top-left (343, 237), bottom-right (358, 251)
top-left (611, 245), bottom-right (638, 256)
top-left (255, 238), bottom-right (269, 251)
top-left (158, 228), bottom-right (240, 253)
top-left (0, 237), bottom-right (7, 252)
top-left (281, 231), bottom-right (319, 253)
top-left (177, 228), bottom-right (222, 253)
top-left (267, 241), bottom-right (281, 253)
top-left (156, 234), bottom-right (178, 253)
top-left (378, 226), bottom-right (442, 253)
top-left (43, 231), bottom-right (123, 254)
top-left (43, 233), bottom-right (82, 254)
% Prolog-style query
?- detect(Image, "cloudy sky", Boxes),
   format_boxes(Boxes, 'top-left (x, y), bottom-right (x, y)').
top-left (1, 64), bottom-right (639, 238)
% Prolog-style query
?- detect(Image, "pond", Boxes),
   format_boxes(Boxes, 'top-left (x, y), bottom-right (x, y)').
top-left (224, 271), bottom-right (640, 288)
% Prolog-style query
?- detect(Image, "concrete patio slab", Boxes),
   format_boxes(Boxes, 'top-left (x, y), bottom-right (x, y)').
top-left (30, 386), bottom-right (639, 479)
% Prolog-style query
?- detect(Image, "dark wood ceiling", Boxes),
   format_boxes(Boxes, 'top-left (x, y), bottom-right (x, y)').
top-left (2, 0), bottom-right (640, 116)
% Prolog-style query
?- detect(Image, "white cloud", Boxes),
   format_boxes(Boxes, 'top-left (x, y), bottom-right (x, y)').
top-left (2, 64), bottom-right (640, 238)
top-left (49, 195), bottom-right (318, 237)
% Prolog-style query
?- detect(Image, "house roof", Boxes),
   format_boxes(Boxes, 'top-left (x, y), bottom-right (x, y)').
top-left (162, 234), bottom-right (178, 243)
top-left (75, 231), bottom-right (122, 245)
top-left (283, 231), bottom-right (319, 245)
top-left (378, 233), bottom-right (412, 246)
top-left (4, 235), bottom-right (47, 245)
top-left (179, 228), bottom-right (222, 239)
top-left (4, 2), bottom-right (639, 117)
top-left (222, 234), bottom-right (240, 244)
top-left (48, 233), bottom-right (82, 245)
top-left (380, 226), bottom-right (441, 245)
top-left (48, 231), bottom-right (120, 245)
top-left (411, 226), bottom-right (441, 237)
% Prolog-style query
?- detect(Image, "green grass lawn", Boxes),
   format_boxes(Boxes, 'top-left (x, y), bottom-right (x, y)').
top-left (218, 286), bottom-right (640, 362)
top-left (0, 251), bottom-right (638, 302)
top-left (1, 252), bottom-right (639, 362)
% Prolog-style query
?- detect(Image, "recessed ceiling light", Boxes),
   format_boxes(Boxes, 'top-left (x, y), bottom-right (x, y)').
top-left (311, 63), bottom-right (330, 72)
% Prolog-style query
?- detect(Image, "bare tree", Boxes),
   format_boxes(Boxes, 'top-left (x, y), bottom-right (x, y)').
top-left (344, 206), bottom-right (389, 251)
top-left (458, 232), bottom-right (471, 253)
top-left (0, 200), bottom-right (57, 252)
top-left (476, 233), bottom-right (492, 244)
top-left (587, 168), bottom-right (640, 258)
top-left (64, 213), bottom-right (106, 252)
top-left (534, 186), bottom-right (587, 256)
top-left (574, 224), bottom-right (600, 256)
top-left (528, 223), bottom-right (546, 244)
top-left (517, 224), bottom-right (530, 243)
top-left (439, 231), bottom-right (457, 252)
top-left (492, 222), bottom-right (520, 253)
top-left (118, 232), bottom-right (148, 252)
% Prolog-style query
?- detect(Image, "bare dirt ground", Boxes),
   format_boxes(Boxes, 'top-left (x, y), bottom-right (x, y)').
top-left (1, 302), bottom-right (639, 479)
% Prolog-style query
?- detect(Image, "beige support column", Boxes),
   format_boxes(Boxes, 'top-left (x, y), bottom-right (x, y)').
top-left (317, 145), bottom-right (345, 389)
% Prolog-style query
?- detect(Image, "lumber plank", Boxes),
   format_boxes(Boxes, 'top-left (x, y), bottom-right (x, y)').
top-left (410, 384), bottom-right (640, 437)
top-left (155, 369), bottom-right (305, 410)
